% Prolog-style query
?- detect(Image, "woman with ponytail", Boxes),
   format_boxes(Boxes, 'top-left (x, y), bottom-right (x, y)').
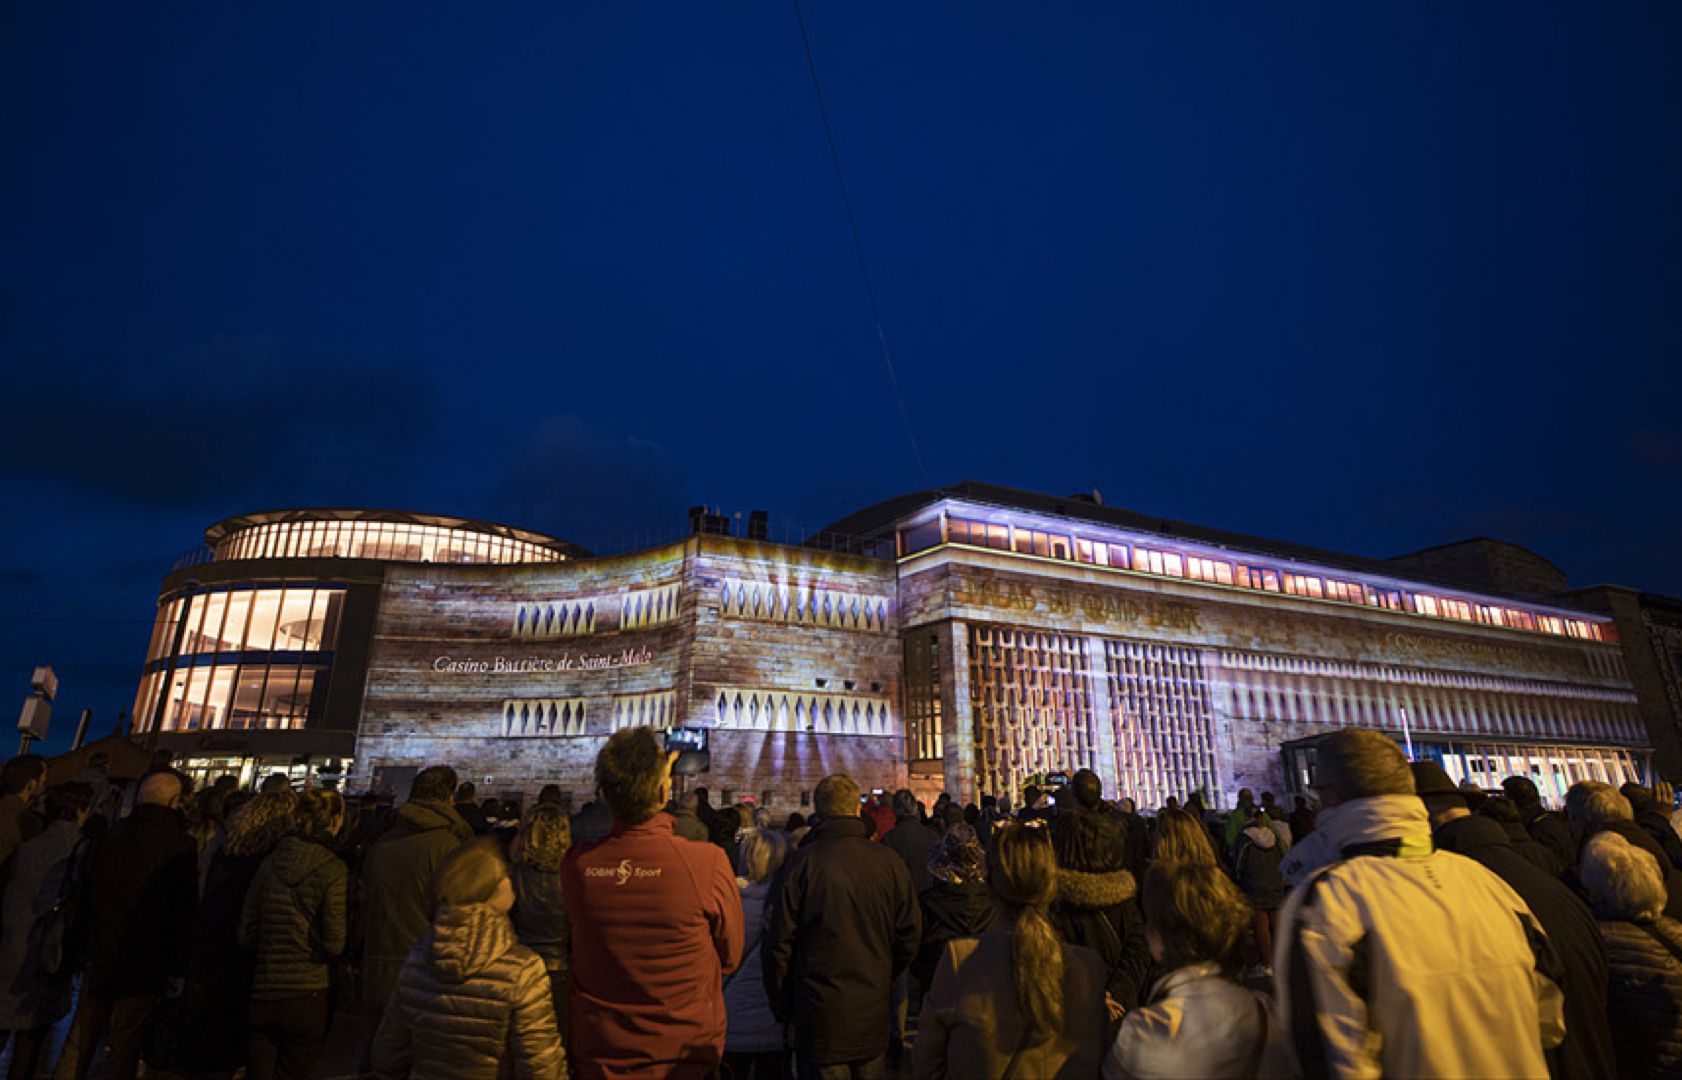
top-left (912, 822), bottom-right (1108, 1078)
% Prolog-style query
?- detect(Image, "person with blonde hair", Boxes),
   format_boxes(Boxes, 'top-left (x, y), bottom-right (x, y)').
top-left (511, 803), bottom-right (573, 1050)
top-left (1104, 861), bottom-right (1271, 1078)
top-left (914, 822), bottom-right (1108, 1078)
top-left (239, 787), bottom-right (348, 1078)
top-left (724, 828), bottom-right (791, 1079)
top-left (372, 839), bottom-right (564, 1079)
top-left (1150, 808), bottom-right (1218, 867)
top-left (1580, 831), bottom-right (1682, 1078)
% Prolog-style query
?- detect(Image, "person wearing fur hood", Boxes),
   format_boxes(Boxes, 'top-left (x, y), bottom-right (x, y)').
top-left (1049, 808), bottom-right (1152, 1010)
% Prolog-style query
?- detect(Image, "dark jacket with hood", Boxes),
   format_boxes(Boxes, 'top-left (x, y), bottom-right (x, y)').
top-left (72, 802), bottom-right (198, 998)
top-left (509, 861), bottom-right (569, 972)
top-left (1434, 813), bottom-right (1614, 1080)
top-left (911, 880), bottom-right (994, 991)
top-left (763, 813), bottom-right (921, 1065)
top-left (1050, 865), bottom-right (1151, 1008)
top-left (240, 834), bottom-right (349, 999)
top-left (371, 902), bottom-right (565, 1080)
top-left (362, 800), bottom-right (473, 1011)
top-left (1233, 823), bottom-right (1286, 909)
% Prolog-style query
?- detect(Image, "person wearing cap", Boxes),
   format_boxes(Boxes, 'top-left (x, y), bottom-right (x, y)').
top-left (1413, 760), bottom-right (1614, 1080)
top-left (1273, 729), bottom-right (1565, 1078)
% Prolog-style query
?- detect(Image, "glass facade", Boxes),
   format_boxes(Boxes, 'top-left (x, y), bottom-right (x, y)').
top-left (133, 585), bottom-right (345, 733)
top-left (214, 519), bottom-right (565, 565)
top-left (902, 514), bottom-right (1613, 644)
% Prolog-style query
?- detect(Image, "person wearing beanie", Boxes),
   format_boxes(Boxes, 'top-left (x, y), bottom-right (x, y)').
top-left (1274, 729), bottom-right (1564, 1078)
top-left (1413, 761), bottom-right (1614, 1080)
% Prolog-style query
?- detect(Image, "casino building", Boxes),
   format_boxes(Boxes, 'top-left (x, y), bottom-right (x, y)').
top-left (130, 484), bottom-right (1677, 807)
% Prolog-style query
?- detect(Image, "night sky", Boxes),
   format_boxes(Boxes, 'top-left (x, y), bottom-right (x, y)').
top-left (2, 4), bottom-right (1678, 755)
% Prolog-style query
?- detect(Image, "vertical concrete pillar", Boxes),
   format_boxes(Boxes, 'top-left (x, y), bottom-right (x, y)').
top-left (940, 618), bottom-right (976, 801)
top-left (1086, 635), bottom-right (1119, 787)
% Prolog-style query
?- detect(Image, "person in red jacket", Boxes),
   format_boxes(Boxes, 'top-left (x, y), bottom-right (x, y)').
top-left (561, 728), bottom-right (744, 1079)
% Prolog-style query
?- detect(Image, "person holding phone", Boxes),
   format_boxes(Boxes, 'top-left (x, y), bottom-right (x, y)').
top-left (561, 727), bottom-right (744, 1079)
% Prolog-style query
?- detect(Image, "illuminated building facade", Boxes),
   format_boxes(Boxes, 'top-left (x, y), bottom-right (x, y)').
top-left (133, 485), bottom-right (1663, 808)
top-left (132, 509), bottom-right (585, 788)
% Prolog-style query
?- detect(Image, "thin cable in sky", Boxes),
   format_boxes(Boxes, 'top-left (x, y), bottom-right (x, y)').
top-left (789, 0), bottom-right (930, 483)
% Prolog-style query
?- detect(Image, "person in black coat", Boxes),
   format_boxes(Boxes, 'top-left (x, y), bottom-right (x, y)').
top-left (881, 790), bottom-right (935, 897)
top-left (1504, 776), bottom-right (1578, 870)
top-left (56, 771), bottom-right (199, 1080)
top-left (174, 790), bottom-right (297, 1077)
top-left (1623, 783), bottom-right (1682, 872)
top-left (911, 824), bottom-right (994, 993)
top-left (1478, 797), bottom-right (1566, 877)
top-left (1415, 763), bottom-right (1614, 1080)
top-left (763, 774), bottom-right (920, 1077)
top-left (1048, 805), bottom-right (1151, 1010)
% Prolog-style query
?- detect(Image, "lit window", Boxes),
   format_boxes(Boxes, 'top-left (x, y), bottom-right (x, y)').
top-left (1413, 594), bottom-right (1440, 617)
top-left (1284, 574), bottom-right (1324, 599)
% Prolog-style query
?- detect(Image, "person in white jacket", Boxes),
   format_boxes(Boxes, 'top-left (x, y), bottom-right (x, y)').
top-left (1103, 860), bottom-right (1274, 1079)
top-left (1274, 729), bottom-right (1565, 1079)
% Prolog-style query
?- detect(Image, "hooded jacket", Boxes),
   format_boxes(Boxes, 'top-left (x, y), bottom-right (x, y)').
top-left (1275, 795), bottom-right (1564, 1079)
top-left (763, 813), bottom-right (920, 1065)
top-left (363, 801), bottom-right (473, 969)
top-left (371, 902), bottom-right (565, 1080)
top-left (912, 880), bottom-right (995, 992)
top-left (1050, 866), bottom-right (1151, 1009)
top-left (1234, 824), bottom-right (1286, 910)
top-left (561, 812), bottom-right (742, 1078)
top-left (723, 879), bottom-right (780, 1054)
top-left (240, 834), bottom-right (348, 999)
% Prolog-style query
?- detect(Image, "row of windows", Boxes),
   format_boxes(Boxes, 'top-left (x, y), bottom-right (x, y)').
top-left (143, 587), bottom-right (346, 662)
top-left (905, 517), bottom-right (1611, 643)
top-left (215, 520), bottom-right (566, 565)
top-left (133, 661), bottom-right (327, 733)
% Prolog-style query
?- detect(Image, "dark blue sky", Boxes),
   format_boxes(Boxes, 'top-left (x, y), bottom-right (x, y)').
top-left (2, 4), bottom-right (1679, 753)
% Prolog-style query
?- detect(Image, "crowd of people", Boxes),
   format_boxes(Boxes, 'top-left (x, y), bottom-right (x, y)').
top-left (0, 725), bottom-right (1676, 1077)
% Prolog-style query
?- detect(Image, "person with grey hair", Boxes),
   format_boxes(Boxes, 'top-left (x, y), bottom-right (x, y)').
top-left (764, 773), bottom-right (920, 1078)
top-left (1580, 831), bottom-right (1682, 1078)
top-left (1565, 781), bottom-right (1682, 921)
top-left (1274, 729), bottom-right (1564, 1078)
top-left (724, 828), bottom-right (790, 1079)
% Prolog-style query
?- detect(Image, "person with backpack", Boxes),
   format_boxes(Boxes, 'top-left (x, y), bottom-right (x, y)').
top-left (1231, 805), bottom-right (1286, 977)
top-left (0, 782), bottom-right (91, 1078)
